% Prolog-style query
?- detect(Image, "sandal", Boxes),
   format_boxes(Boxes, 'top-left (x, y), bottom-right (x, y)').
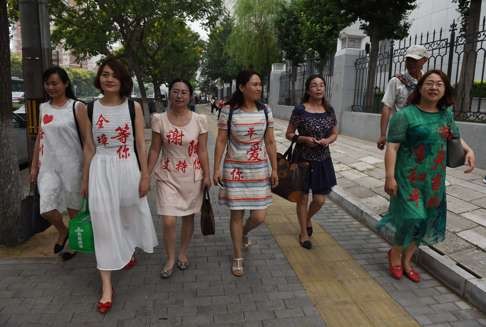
top-left (242, 234), bottom-right (252, 249)
top-left (231, 258), bottom-right (244, 277)
top-left (299, 234), bottom-right (312, 250)
top-left (176, 259), bottom-right (189, 271)
top-left (160, 263), bottom-right (174, 279)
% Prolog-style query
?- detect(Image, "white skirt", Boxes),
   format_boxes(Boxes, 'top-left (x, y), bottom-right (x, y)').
top-left (89, 154), bottom-right (158, 270)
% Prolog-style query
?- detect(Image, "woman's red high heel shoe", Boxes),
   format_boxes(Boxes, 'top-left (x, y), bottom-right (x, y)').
top-left (403, 266), bottom-right (421, 283)
top-left (123, 257), bottom-right (136, 270)
top-left (97, 288), bottom-right (114, 314)
top-left (388, 249), bottom-right (403, 279)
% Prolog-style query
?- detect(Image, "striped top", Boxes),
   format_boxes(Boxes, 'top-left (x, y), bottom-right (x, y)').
top-left (218, 106), bottom-right (274, 210)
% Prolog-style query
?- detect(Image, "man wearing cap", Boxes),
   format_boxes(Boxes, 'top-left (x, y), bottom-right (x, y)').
top-left (377, 45), bottom-right (429, 150)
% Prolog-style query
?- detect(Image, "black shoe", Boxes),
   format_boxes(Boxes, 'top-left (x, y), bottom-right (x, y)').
top-left (54, 235), bottom-right (68, 254)
top-left (306, 226), bottom-right (313, 237)
top-left (299, 235), bottom-right (312, 250)
top-left (61, 252), bottom-right (77, 261)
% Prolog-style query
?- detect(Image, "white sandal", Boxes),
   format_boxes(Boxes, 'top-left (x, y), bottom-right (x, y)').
top-left (242, 234), bottom-right (252, 249)
top-left (231, 258), bottom-right (244, 277)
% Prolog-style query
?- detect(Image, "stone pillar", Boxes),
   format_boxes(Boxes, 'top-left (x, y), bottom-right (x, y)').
top-left (268, 63), bottom-right (286, 109)
top-left (330, 48), bottom-right (362, 131)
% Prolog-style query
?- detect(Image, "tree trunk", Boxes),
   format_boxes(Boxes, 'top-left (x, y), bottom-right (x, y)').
top-left (365, 30), bottom-right (380, 112)
top-left (132, 68), bottom-right (150, 126)
top-left (152, 78), bottom-right (162, 113)
top-left (290, 62), bottom-right (297, 105)
top-left (0, 1), bottom-right (22, 245)
top-left (456, 0), bottom-right (482, 114)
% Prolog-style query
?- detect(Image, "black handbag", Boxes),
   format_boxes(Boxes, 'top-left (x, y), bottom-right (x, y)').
top-left (271, 142), bottom-right (309, 202)
top-left (19, 184), bottom-right (51, 241)
top-left (200, 188), bottom-right (215, 236)
top-left (447, 137), bottom-right (466, 168)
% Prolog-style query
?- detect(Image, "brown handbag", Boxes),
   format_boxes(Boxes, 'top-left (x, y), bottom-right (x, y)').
top-left (447, 137), bottom-right (466, 168)
top-left (271, 142), bottom-right (309, 202)
top-left (200, 188), bottom-right (215, 235)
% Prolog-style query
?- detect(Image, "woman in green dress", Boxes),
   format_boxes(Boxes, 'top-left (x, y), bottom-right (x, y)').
top-left (379, 70), bottom-right (476, 283)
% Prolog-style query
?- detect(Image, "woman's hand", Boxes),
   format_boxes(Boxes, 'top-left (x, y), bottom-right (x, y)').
top-left (384, 176), bottom-right (398, 197)
top-left (270, 169), bottom-right (279, 188)
top-left (202, 175), bottom-right (211, 190)
top-left (213, 170), bottom-right (223, 187)
top-left (464, 149), bottom-right (476, 174)
top-left (30, 166), bottom-right (39, 184)
top-left (139, 175), bottom-right (150, 198)
top-left (316, 138), bottom-right (330, 147)
top-left (303, 136), bottom-right (318, 147)
top-left (80, 178), bottom-right (89, 197)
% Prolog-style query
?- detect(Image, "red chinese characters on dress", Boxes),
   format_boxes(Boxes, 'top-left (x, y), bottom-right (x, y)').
top-left (117, 144), bottom-right (130, 159)
top-left (161, 158), bottom-right (170, 171)
top-left (193, 159), bottom-right (201, 170)
top-left (97, 133), bottom-right (109, 145)
top-left (175, 160), bottom-right (188, 173)
top-left (432, 150), bottom-right (446, 170)
top-left (439, 125), bottom-right (453, 140)
top-left (188, 140), bottom-right (199, 157)
top-left (166, 128), bottom-right (184, 146)
top-left (408, 188), bottom-right (420, 207)
top-left (414, 144), bottom-right (426, 163)
top-left (432, 174), bottom-right (442, 191)
top-left (231, 168), bottom-right (244, 181)
top-left (427, 196), bottom-right (440, 208)
top-left (246, 127), bottom-right (256, 139)
top-left (247, 142), bottom-right (262, 161)
top-left (96, 114), bottom-right (110, 129)
top-left (111, 123), bottom-right (130, 143)
top-left (407, 169), bottom-right (426, 183)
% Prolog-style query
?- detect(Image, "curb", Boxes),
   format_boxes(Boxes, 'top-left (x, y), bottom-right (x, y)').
top-left (328, 186), bottom-right (486, 313)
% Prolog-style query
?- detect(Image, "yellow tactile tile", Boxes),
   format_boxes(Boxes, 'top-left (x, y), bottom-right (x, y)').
top-left (266, 195), bottom-right (420, 327)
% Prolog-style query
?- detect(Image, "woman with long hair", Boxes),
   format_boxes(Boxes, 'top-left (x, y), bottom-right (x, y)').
top-left (379, 70), bottom-right (475, 283)
top-left (78, 58), bottom-right (157, 313)
top-left (213, 70), bottom-right (278, 277)
top-left (30, 66), bottom-right (84, 260)
top-left (148, 79), bottom-right (210, 279)
top-left (285, 74), bottom-right (338, 249)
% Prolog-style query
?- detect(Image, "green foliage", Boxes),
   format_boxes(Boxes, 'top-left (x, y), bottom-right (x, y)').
top-left (338, 0), bottom-right (417, 41)
top-left (471, 81), bottom-right (486, 98)
top-left (10, 53), bottom-right (21, 77)
top-left (65, 67), bottom-right (98, 99)
top-left (227, 0), bottom-right (282, 78)
top-left (6, 0), bottom-right (19, 27)
top-left (201, 14), bottom-right (240, 84)
top-left (275, 1), bottom-right (305, 65)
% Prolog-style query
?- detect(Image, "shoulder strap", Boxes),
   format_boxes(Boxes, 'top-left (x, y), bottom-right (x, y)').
top-left (87, 101), bottom-right (94, 123)
top-left (128, 99), bottom-right (141, 170)
top-left (263, 106), bottom-right (269, 138)
top-left (227, 108), bottom-right (234, 141)
top-left (72, 101), bottom-right (83, 147)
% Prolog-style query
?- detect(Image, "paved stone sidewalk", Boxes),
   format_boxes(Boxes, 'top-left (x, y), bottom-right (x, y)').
top-left (269, 114), bottom-right (486, 279)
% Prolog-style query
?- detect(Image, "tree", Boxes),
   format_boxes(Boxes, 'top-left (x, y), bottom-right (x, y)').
top-left (6, 0), bottom-right (19, 27)
top-left (10, 53), bottom-right (22, 77)
top-left (65, 67), bottom-right (98, 99)
top-left (0, 0), bottom-right (22, 245)
top-left (453, 0), bottom-right (483, 114)
top-left (227, 0), bottom-right (283, 95)
top-left (201, 14), bottom-right (240, 86)
top-left (275, 1), bottom-right (306, 105)
top-left (339, 0), bottom-right (417, 110)
top-left (49, 0), bottom-right (223, 102)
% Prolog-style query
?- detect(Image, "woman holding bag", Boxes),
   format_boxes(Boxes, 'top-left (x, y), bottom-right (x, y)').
top-left (147, 79), bottom-right (211, 279)
top-left (379, 70), bottom-right (475, 283)
top-left (213, 70), bottom-right (278, 277)
top-left (285, 74), bottom-right (338, 250)
top-left (30, 66), bottom-right (84, 260)
top-left (79, 58), bottom-right (157, 313)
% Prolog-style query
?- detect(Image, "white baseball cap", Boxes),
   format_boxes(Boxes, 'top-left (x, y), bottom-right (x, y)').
top-left (405, 45), bottom-right (429, 60)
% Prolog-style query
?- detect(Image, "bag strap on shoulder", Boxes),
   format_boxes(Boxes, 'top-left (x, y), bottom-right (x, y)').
top-left (72, 100), bottom-right (83, 147)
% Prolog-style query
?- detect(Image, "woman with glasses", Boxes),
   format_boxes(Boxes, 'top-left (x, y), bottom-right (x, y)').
top-left (379, 70), bottom-right (475, 283)
top-left (148, 79), bottom-right (211, 279)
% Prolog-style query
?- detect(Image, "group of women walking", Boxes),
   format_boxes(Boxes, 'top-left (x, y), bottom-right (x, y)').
top-left (31, 56), bottom-right (475, 313)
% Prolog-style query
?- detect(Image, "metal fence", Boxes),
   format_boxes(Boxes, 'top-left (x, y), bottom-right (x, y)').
top-left (278, 56), bottom-right (334, 107)
top-left (353, 18), bottom-right (486, 123)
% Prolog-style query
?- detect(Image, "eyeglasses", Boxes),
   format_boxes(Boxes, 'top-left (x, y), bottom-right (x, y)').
top-left (423, 81), bottom-right (445, 88)
top-left (171, 89), bottom-right (190, 96)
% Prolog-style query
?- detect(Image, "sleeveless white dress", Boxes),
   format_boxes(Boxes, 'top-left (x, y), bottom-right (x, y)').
top-left (37, 99), bottom-right (83, 214)
top-left (89, 99), bottom-right (158, 270)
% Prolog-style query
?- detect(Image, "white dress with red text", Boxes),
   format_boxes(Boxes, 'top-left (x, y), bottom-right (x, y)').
top-left (89, 100), bottom-right (158, 270)
top-left (37, 99), bottom-right (83, 214)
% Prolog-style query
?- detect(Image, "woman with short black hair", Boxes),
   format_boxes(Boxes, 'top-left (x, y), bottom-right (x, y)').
top-left (30, 66), bottom-right (84, 260)
top-left (79, 57), bottom-right (157, 313)
top-left (285, 74), bottom-right (338, 250)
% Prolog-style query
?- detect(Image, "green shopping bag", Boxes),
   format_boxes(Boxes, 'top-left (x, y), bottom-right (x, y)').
top-left (68, 199), bottom-right (95, 253)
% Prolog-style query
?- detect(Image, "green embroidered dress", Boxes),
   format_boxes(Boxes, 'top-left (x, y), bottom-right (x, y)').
top-left (377, 105), bottom-right (459, 247)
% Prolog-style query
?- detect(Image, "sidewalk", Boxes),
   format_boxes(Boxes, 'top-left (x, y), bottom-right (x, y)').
top-left (269, 111), bottom-right (486, 311)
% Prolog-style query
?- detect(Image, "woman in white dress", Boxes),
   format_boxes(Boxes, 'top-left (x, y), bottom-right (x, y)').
top-left (30, 66), bottom-right (83, 260)
top-left (78, 58), bottom-right (157, 314)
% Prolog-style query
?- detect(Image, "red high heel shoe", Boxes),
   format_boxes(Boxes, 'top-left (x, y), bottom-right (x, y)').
top-left (123, 256), bottom-right (136, 270)
top-left (97, 288), bottom-right (114, 314)
top-left (404, 267), bottom-right (421, 283)
top-left (388, 249), bottom-right (403, 279)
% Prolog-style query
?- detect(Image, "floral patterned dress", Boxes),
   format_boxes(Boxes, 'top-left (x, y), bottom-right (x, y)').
top-left (377, 105), bottom-right (460, 247)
